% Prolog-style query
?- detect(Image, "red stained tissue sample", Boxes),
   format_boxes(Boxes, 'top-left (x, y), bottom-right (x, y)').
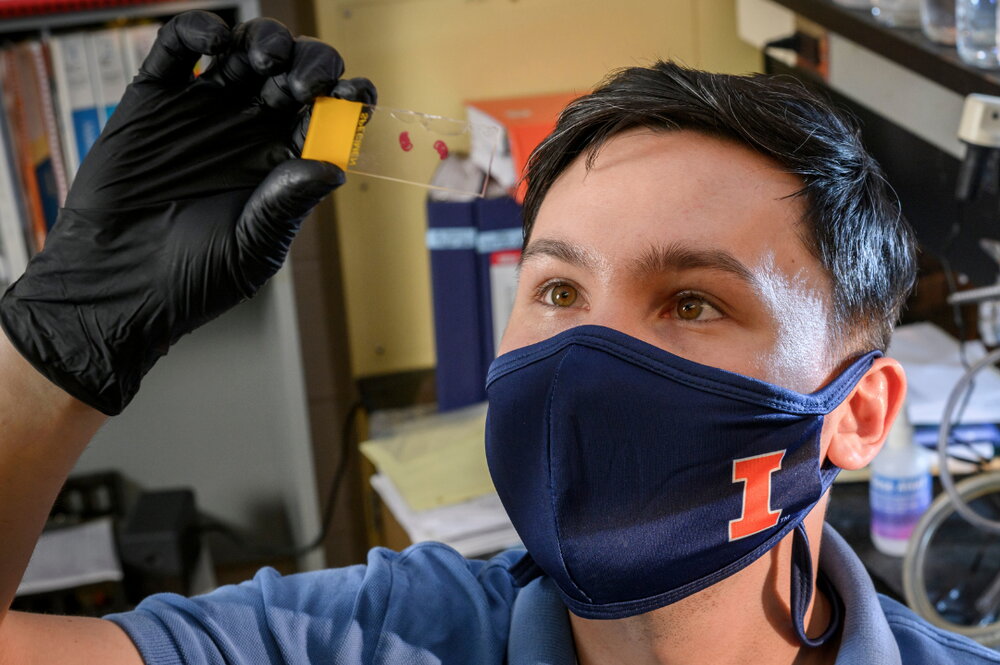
top-left (433, 140), bottom-right (449, 160)
top-left (398, 132), bottom-right (414, 152)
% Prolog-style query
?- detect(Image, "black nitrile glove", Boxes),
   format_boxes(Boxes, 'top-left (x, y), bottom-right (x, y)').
top-left (0, 11), bottom-right (376, 415)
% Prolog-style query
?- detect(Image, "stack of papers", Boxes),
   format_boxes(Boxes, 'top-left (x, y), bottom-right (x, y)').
top-left (360, 403), bottom-right (495, 511)
top-left (18, 517), bottom-right (123, 596)
top-left (361, 403), bottom-right (520, 557)
top-left (370, 474), bottom-right (519, 557)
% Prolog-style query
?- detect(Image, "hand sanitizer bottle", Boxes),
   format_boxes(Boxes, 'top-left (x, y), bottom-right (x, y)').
top-left (869, 405), bottom-right (932, 556)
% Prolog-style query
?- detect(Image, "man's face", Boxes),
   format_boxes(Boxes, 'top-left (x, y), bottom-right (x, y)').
top-left (499, 129), bottom-right (839, 394)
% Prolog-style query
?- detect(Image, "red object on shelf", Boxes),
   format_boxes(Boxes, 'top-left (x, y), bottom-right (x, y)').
top-left (0, 0), bottom-right (178, 18)
top-left (465, 92), bottom-right (579, 203)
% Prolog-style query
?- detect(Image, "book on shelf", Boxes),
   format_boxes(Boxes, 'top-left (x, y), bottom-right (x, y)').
top-left (49, 32), bottom-right (101, 177)
top-left (0, 40), bottom-right (65, 252)
top-left (119, 23), bottom-right (160, 83)
top-left (0, 19), bottom-right (161, 279)
top-left (0, 80), bottom-right (31, 288)
top-left (85, 28), bottom-right (129, 129)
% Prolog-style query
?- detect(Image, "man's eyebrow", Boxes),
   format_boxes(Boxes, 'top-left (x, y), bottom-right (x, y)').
top-left (520, 238), bottom-right (604, 273)
top-left (631, 243), bottom-right (757, 286)
top-left (520, 238), bottom-right (758, 287)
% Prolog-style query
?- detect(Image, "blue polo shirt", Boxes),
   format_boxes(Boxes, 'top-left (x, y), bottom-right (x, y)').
top-left (106, 524), bottom-right (1000, 664)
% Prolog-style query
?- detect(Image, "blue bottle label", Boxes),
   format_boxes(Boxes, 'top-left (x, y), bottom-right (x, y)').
top-left (870, 472), bottom-right (932, 540)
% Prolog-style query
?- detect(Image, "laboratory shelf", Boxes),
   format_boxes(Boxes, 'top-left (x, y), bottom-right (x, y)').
top-left (771, 0), bottom-right (1000, 97)
top-left (0, 0), bottom-right (256, 31)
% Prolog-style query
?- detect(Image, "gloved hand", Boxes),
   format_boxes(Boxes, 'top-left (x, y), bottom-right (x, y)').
top-left (0, 11), bottom-right (375, 416)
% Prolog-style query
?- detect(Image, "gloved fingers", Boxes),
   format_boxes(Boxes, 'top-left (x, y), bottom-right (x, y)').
top-left (235, 159), bottom-right (345, 278)
top-left (330, 76), bottom-right (378, 106)
top-left (291, 77), bottom-right (378, 153)
top-left (140, 11), bottom-right (231, 84)
top-left (261, 36), bottom-right (345, 111)
top-left (209, 17), bottom-right (295, 88)
top-left (332, 77), bottom-right (378, 106)
top-left (292, 106), bottom-right (312, 154)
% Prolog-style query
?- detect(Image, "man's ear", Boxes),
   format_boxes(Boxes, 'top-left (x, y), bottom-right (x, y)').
top-left (825, 357), bottom-right (907, 470)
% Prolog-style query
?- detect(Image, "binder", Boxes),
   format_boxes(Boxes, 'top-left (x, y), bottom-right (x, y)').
top-left (86, 29), bottom-right (129, 128)
top-left (120, 22), bottom-right (161, 81)
top-left (1, 41), bottom-right (66, 250)
top-left (49, 32), bottom-right (101, 176)
top-left (26, 40), bottom-right (68, 206)
top-left (474, 196), bottom-right (523, 374)
top-left (426, 198), bottom-right (487, 411)
top-left (0, 80), bottom-right (31, 285)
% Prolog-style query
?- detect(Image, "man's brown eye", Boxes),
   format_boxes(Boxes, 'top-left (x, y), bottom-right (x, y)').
top-left (677, 296), bottom-right (705, 320)
top-left (550, 284), bottom-right (578, 307)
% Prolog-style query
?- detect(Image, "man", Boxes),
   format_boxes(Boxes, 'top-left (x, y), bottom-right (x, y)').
top-left (0, 10), bottom-right (996, 665)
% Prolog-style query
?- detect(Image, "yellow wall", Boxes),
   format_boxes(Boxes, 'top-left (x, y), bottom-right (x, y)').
top-left (315, 0), bottom-right (759, 378)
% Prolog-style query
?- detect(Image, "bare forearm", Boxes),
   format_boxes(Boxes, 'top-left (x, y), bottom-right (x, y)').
top-left (0, 330), bottom-right (106, 624)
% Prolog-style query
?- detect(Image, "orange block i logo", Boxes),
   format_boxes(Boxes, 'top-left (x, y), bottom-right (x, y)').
top-left (728, 451), bottom-right (786, 541)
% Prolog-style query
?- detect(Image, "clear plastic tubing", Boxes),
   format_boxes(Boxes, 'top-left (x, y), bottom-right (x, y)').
top-left (957, 0), bottom-right (1000, 69)
top-left (301, 97), bottom-right (501, 197)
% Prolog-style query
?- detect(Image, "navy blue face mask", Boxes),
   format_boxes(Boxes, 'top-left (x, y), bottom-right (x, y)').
top-left (485, 325), bottom-right (879, 643)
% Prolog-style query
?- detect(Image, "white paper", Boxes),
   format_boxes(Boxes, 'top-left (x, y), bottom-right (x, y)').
top-left (17, 517), bottom-right (123, 596)
top-left (888, 322), bottom-right (1000, 425)
top-left (465, 105), bottom-right (515, 189)
top-left (490, 250), bottom-right (520, 354)
top-left (428, 154), bottom-right (487, 203)
top-left (370, 473), bottom-right (520, 558)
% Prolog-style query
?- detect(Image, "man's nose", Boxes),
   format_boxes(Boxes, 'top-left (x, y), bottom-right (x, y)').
top-left (585, 301), bottom-right (661, 348)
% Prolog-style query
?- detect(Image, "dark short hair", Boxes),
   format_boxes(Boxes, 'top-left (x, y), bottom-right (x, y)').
top-left (522, 61), bottom-right (917, 353)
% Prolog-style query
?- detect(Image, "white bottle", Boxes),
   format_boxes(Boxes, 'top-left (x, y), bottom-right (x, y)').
top-left (869, 405), bottom-right (932, 556)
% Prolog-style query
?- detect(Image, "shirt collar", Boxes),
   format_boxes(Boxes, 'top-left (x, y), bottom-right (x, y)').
top-left (822, 523), bottom-right (902, 665)
top-left (507, 523), bottom-right (902, 664)
top-left (508, 575), bottom-right (576, 665)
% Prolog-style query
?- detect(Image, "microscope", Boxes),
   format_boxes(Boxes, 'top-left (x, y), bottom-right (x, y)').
top-left (899, 93), bottom-right (1000, 646)
top-left (949, 93), bottom-right (1000, 308)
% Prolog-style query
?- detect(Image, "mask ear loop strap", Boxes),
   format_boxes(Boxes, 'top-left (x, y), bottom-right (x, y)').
top-left (790, 523), bottom-right (842, 647)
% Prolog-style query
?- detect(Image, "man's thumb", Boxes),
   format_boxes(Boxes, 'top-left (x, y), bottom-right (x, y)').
top-left (236, 159), bottom-right (345, 282)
